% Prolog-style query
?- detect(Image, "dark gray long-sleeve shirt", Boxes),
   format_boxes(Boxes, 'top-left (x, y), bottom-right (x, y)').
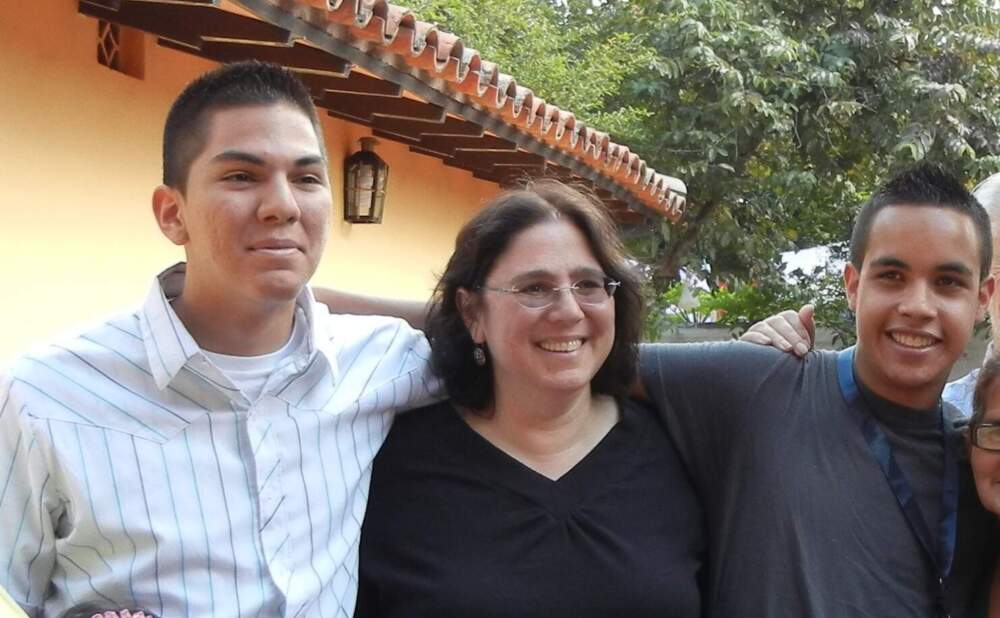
top-left (640, 342), bottom-right (997, 618)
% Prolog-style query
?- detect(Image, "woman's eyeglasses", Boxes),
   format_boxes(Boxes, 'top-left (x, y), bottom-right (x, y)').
top-left (971, 422), bottom-right (1000, 451)
top-left (479, 277), bottom-right (621, 309)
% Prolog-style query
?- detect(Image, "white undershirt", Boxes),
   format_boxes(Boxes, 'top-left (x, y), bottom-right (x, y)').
top-left (203, 316), bottom-right (306, 401)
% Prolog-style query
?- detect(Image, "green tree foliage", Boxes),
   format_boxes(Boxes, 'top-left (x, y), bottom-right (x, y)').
top-left (625, 0), bottom-right (1000, 285)
top-left (410, 0), bottom-right (1000, 331)
top-left (405, 0), bottom-right (655, 132)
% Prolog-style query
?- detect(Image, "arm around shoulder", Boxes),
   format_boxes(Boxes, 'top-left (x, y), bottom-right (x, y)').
top-left (311, 287), bottom-right (430, 330)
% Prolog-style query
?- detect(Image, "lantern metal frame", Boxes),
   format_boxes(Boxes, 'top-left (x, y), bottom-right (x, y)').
top-left (343, 137), bottom-right (389, 224)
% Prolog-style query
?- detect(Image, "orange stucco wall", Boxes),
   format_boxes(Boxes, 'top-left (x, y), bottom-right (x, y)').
top-left (0, 1), bottom-right (498, 365)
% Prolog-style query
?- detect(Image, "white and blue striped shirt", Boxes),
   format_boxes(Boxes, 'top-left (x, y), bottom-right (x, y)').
top-left (0, 264), bottom-right (441, 617)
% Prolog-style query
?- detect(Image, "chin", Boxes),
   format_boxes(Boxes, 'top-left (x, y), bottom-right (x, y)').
top-left (254, 272), bottom-right (309, 302)
top-left (538, 372), bottom-right (598, 394)
top-left (979, 489), bottom-right (1000, 518)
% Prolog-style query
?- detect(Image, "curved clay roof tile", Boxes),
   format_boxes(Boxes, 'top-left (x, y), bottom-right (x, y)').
top-left (577, 126), bottom-right (596, 158)
top-left (453, 54), bottom-right (490, 97)
top-left (634, 161), bottom-right (648, 185)
top-left (320, 0), bottom-right (359, 26)
top-left (492, 73), bottom-right (516, 109)
top-left (525, 96), bottom-right (546, 132)
top-left (347, 0), bottom-right (392, 41)
top-left (567, 121), bottom-right (582, 149)
top-left (554, 110), bottom-right (575, 142)
top-left (539, 105), bottom-right (560, 136)
top-left (277, 0), bottom-right (685, 217)
top-left (590, 131), bottom-right (609, 162)
top-left (408, 23), bottom-right (441, 71)
top-left (431, 30), bottom-right (463, 77)
top-left (505, 84), bottom-right (530, 122)
top-left (452, 58), bottom-right (483, 96)
top-left (605, 144), bottom-right (625, 170)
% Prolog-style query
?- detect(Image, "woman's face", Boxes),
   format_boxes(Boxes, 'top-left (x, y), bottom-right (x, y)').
top-left (466, 219), bottom-right (616, 402)
top-left (971, 379), bottom-right (1000, 516)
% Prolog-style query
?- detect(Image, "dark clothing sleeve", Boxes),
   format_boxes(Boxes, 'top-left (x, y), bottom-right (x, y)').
top-left (638, 341), bottom-right (803, 485)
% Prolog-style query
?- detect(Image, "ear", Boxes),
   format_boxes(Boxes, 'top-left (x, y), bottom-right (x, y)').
top-left (152, 184), bottom-right (189, 246)
top-left (976, 274), bottom-right (995, 322)
top-left (457, 287), bottom-right (485, 344)
top-left (843, 262), bottom-right (860, 312)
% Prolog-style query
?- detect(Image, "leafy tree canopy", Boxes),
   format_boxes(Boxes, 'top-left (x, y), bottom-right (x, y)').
top-left (409, 0), bottom-right (1000, 331)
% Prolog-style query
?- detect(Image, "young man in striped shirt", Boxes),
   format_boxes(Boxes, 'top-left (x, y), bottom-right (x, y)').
top-left (0, 61), bottom-right (439, 617)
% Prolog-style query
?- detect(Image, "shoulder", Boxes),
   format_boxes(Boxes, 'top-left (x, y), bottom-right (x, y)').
top-left (639, 340), bottom-right (829, 381)
top-left (374, 401), bottom-right (457, 466)
top-left (5, 308), bottom-right (144, 391)
top-left (386, 401), bottom-right (454, 439)
top-left (0, 308), bottom-right (172, 437)
top-left (639, 339), bottom-right (788, 365)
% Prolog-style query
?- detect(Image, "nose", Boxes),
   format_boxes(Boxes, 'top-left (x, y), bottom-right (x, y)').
top-left (546, 287), bottom-right (586, 321)
top-left (898, 280), bottom-right (936, 319)
top-left (258, 176), bottom-right (301, 223)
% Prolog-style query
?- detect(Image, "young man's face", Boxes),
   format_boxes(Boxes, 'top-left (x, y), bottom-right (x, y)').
top-left (155, 103), bottom-right (331, 307)
top-left (845, 204), bottom-right (993, 408)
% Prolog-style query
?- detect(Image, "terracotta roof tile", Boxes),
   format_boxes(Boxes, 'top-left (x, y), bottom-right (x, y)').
top-left (78, 0), bottom-right (685, 217)
top-left (266, 0), bottom-right (686, 216)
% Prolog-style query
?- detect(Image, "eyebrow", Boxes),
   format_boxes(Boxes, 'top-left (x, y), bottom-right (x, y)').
top-left (869, 256), bottom-right (909, 270)
top-left (936, 261), bottom-right (975, 277)
top-left (210, 150), bottom-right (325, 168)
top-left (870, 255), bottom-right (974, 277)
top-left (510, 266), bottom-right (606, 281)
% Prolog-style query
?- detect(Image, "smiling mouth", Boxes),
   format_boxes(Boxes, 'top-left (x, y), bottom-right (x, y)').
top-left (889, 332), bottom-right (938, 349)
top-left (538, 339), bottom-right (583, 352)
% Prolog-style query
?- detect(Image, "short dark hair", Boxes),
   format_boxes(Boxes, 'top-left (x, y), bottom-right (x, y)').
top-left (972, 355), bottom-right (1000, 430)
top-left (426, 179), bottom-right (643, 411)
top-left (849, 163), bottom-right (992, 279)
top-left (162, 60), bottom-right (323, 191)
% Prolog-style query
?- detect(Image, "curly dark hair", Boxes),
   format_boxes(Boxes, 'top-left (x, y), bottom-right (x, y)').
top-left (426, 179), bottom-right (643, 412)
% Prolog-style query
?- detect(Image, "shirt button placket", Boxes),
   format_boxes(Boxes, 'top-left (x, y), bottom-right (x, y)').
top-left (253, 396), bottom-right (288, 576)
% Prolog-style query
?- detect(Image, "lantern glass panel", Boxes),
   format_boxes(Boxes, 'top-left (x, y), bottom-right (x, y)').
top-left (344, 148), bottom-right (388, 223)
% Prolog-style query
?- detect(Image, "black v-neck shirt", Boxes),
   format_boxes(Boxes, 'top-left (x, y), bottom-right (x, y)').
top-left (355, 398), bottom-right (705, 617)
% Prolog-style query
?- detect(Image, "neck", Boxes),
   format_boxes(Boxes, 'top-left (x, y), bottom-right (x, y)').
top-left (489, 387), bottom-right (595, 454)
top-left (173, 285), bottom-right (298, 357)
top-left (463, 385), bottom-right (617, 481)
top-left (852, 346), bottom-right (944, 410)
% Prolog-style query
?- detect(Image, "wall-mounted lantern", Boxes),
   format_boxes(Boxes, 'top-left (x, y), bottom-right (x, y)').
top-left (344, 137), bottom-right (389, 224)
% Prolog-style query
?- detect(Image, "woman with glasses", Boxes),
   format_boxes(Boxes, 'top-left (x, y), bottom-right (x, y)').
top-left (354, 180), bottom-right (704, 617)
top-left (968, 356), bottom-right (1000, 615)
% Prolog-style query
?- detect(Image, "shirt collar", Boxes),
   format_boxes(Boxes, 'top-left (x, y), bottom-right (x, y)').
top-left (140, 263), bottom-right (337, 390)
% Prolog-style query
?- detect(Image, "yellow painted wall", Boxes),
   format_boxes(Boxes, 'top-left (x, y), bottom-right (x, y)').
top-left (0, 0), bottom-right (498, 366)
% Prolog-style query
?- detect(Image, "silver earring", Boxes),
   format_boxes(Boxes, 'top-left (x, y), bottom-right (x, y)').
top-left (473, 344), bottom-right (487, 366)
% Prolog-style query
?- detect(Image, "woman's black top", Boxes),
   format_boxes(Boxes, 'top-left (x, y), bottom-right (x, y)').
top-left (355, 398), bottom-right (705, 617)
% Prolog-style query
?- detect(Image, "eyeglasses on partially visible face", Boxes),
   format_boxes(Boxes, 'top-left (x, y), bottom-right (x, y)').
top-left (478, 276), bottom-right (621, 309)
top-left (971, 421), bottom-right (1000, 452)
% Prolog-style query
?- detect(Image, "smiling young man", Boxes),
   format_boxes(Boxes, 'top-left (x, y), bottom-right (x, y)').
top-left (0, 62), bottom-right (438, 617)
top-left (640, 165), bottom-right (999, 617)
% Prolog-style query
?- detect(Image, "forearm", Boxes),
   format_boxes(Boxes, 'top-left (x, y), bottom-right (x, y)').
top-left (312, 287), bottom-right (430, 330)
